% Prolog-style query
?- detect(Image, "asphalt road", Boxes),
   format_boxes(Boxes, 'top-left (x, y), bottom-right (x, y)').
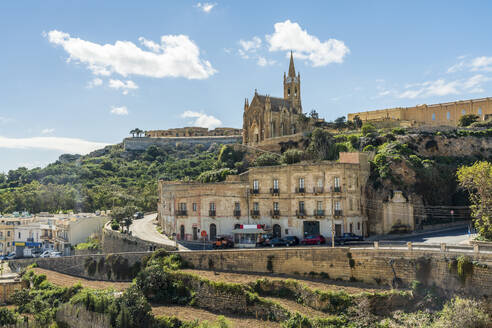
top-left (389, 226), bottom-right (471, 245)
top-left (129, 213), bottom-right (187, 250)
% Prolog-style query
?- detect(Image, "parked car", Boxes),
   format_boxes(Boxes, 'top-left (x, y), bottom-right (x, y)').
top-left (335, 233), bottom-right (364, 245)
top-left (50, 252), bottom-right (62, 258)
top-left (40, 250), bottom-right (52, 258)
top-left (256, 234), bottom-right (273, 247)
top-left (6, 252), bottom-right (16, 260)
top-left (31, 249), bottom-right (42, 258)
top-left (264, 237), bottom-right (288, 247)
top-left (213, 236), bottom-right (234, 249)
top-left (300, 235), bottom-right (326, 245)
top-left (133, 212), bottom-right (144, 220)
top-left (284, 236), bottom-right (300, 246)
top-left (389, 224), bottom-right (411, 234)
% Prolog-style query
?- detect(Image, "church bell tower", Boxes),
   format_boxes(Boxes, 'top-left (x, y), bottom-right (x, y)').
top-left (283, 51), bottom-right (301, 112)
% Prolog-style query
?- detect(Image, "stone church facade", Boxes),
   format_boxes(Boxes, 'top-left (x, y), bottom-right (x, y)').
top-left (242, 53), bottom-right (308, 145)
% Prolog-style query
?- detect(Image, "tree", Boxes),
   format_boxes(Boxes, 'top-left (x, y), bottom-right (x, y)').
top-left (353, 115), bottom-right (363, 129)
top-left (253, 152), bottom-right (281, 167)
top-left (458, 114), bottom-right (479, 127)
top-left (457, 161), bottom-right (492, 240)
top-left (306, 128), bottom-right (337, 161)
top-left (130, 129), bottom-right (136, 138)
top-left (334, 116), bottom-right (346, 130)
top-left (281, 149), bottom-right (305, 164)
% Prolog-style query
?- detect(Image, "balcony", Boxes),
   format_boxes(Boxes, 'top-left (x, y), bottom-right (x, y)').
top-left (270, 210), bottom-right (280, 218)
top-left (332, 186), bottom-right (342, 193)
top-left (176, 210), bottom-right (188, 216)
top-left (270, 188), bottom-right (280, 195)
top-left (334, 210), bottom-right (343, 217)
top-left (313, 186), bottom-right (324, 194)
top-left (209, 210), bottom-right (216, 217)
top-left (40, 234), bottom-right (52, 240)
top-left (296, 187), bottom-right (306, 194)
top-left (296, 210), bottom-right (306, 218)
top-left (233, 210), bottom-right (241, 217)
top-left (250, 210), bottom-right (260, 218)
top-left (314, 210), bottom-right (325, 218)
top-left (250, 188), bottom-right (260, 195)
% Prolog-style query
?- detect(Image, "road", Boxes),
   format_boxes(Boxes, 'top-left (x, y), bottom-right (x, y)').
top-left (129, 213), bottom-right (188, 250)
top-left (387, 226), bottom-right (471, 245)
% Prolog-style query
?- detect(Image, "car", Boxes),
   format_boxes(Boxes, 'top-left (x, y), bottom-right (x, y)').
top-left (335, 233), bottom-right (364, 245)
top-left (265, 237), bottom-right (288, 247)
top-left (300, 235), bottom-right (326, 245)
top-left (6, 252), bottom-right (16, 260)
top-left (133, 212), bottom-right (144, 220)
top-left (213, 236), bottom-right (234, 249)
top-left (50, 252), bottom-right (62, 258)
top-left (389, 224), bottom-right (411, 234)
top-left (256, 234), bottom-right (273, 247)
top-left (40, 250), bottom-right (52, 258)
top-left (284, 236), bottom-right (299, 246)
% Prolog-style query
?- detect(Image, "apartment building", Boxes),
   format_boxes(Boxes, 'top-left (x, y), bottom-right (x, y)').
top-left (158, 152), bottom-right (370, 243)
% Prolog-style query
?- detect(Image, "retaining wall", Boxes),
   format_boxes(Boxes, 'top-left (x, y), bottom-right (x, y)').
top-left (102, 226), bottom-right (177, 253)
top-left (123, 136), bottom-right (241, 151)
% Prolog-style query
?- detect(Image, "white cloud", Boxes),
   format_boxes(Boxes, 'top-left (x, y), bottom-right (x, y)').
top-left (398, 74), bottom-right (491, 99)
top-left (0, 117), bottom-right (13, 125)
top-left (239, 36), bottom-right (262, 52)
top-left (196, 2), bottom-right (216, 13)
top-left (447, 55), bottom-right (492, 73)
top-left (266, 20), bottom-right (349, 67)
top-left (46, 30), bottom-right (216, 80)
top-left (108, 79), bottom-right (138, 95)
top-left (257, 56), bottom-right (276, 67)
top-left (87, 77), bottom-right (103, 88)
top-left (41, 128), bottom-right (55, 135)
top-left (181, 111), bottom-right (222, 129)
top-left (110, 106), bottom-right (129, 115)
top-left (0, 136), bottom-right (108, 154)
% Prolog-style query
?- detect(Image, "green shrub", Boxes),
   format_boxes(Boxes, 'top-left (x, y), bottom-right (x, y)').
top-left (281, 149), bottom-right (305, 164)
top-left (361, 123), bottom-right (376, 136)
top-left (111, 220), bottom-right (120, 231)
top-left (458, 114), bottom-right (479, 127)
top-left (470, 117), bottom-right (492, 128)
top-left (197, 168), bottom-right (237, 183)
top-left (253, 152), bottom-right (281, 167)
top-left (433, 297), bottom-right (490, 328)
top-left (363, 145), bottom-right (375, 152)
top-left (392, 127), bottom-right (405, 135)
top-left (456, 255), bottom-right (473, 282)
top-left (0, 307), bottom-right (17, 326)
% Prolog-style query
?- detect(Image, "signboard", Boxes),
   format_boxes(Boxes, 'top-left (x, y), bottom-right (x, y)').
top-left (201, 230), bottom-right (207, 237)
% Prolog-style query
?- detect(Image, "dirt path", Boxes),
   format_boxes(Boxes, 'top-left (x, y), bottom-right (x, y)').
top-left (152, 305), bottom-right (282, 328)
top-left (32, 268), bottom-right (130, 291)
top-left (180, 269), bottom-right (385, 294)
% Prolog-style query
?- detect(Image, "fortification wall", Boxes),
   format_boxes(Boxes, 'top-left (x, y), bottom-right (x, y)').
top-left (101, 226), bottom-right (177, 253)
top-left (123, 136), bottom-right (241, 151)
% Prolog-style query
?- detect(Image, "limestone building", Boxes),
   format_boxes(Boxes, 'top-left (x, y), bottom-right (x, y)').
top-left (348, 97), bottom-right (492, 127)
top-left (158, 152), bottom-right (370, 243)
top-left (243, 53), bottom-right (312, 145)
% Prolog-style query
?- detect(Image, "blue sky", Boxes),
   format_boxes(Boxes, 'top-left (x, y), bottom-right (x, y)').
top-left (1, 1), bottom-right (492, 172)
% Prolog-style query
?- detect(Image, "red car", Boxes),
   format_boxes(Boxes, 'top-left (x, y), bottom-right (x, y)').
top-left (300, 235), bottom-right (326, 245)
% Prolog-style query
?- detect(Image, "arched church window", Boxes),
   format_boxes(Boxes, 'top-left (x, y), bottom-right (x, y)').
top-left (295, 88), bottom-right (297, 96)
top-left (288, 88), bottom-right (290, 96)
top-left (446, 112), bottom-right (450, 120)
top-left (432, 113), bottom-right (436, 121)
top-left (461, 109), bottom-right (466, 115)
top-left (478, 107), bottom-right (482, 117)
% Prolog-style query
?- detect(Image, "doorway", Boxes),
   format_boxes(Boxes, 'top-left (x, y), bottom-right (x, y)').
top-left (303, 221), bottom-right (320, 236)
top-left (180, 225), bottom-right (185, 240)
top-left (335, 224), bottom-right (342, 237)
top-left (210, 223), bottom-right (217, 241)
top-left (273, 224), bottom-right (281, 238)
top-left (192, 227), bottom-right (198, 240)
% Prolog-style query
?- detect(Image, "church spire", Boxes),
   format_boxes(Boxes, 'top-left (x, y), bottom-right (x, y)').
top-left (288, 51), bottom-right (296, 77)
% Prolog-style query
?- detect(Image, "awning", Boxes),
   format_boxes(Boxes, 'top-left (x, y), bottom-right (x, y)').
top-left (231, 228), bottom-right (266, 234)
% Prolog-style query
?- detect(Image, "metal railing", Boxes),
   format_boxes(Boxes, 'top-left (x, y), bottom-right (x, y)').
top-left (233, 210), bottom-right (241, 217)
top-left (296, 187), bottom-right (306, 194)
top-left (270, 188), bottom-right (280, 195)
top-left (250, 210), bottom-right (260, 217)
top-left (313, 186), bottom-right (324, 194)
top-left (314, 210), bottom-right (325, 217)
top-left (176, 210), bottom-right (188, 216)
top-left (209, 210), bottom-right (216, 217)
top-left (270, 210), bottom-right (280, 217)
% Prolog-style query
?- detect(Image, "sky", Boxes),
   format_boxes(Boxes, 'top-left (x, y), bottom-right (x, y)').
top-left (1, 1), bottom-right (492, 172)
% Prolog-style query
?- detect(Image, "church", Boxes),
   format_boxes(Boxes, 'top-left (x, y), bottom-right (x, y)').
top-left (242, 53), bottom-right (309, 145)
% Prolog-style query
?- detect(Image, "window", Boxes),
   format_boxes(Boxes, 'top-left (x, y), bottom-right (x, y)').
top-left (432, 113), bottom-right (436, 121)
top-left (18, 232), bottom-right (21, 239)
top-left (273, 179), bottom-right (279, 190)
top-left (209, 202), bottom-right (215, 211)
top-left (335, 201), bottom-right (341, 210)
top-left (478, 107), bottom-right (483, 117)
top-left (299, 178), bottom-right (305, 189)
top-left (253, 180), bottom-right (259, 191)
top-left (179, 203), bottom-right (187, 211)
top-left (317, 179), bottom-right (323, 188)
top-left (357, 222), bottom-right (361, 230)
top-left (234, 202), bottom-right (240, 211)
top-left (317, 201), bottom-right (323, 211)
top-left (288, 88), bottom-right (290, 96)
top-left (253, 202), bottom-right (259, 211)
top-left (462, 109), bottom-right (466, 115)
top-left (349, 198), bottom-right (353, 211)
top-left (298, 201), bottom-right (305, 213)
top-left (334, 177), bottom-right (340, 188)
top-left (295, 88), bottom-right (297, 96)
top-left (446, 112), bottom-right (450, 120)
top-left (349, 223), bottom-right (353, 233)
top-left (7, 231), bottom-right (10, 237)
top-left (7, 242), bottom-right (10, 247)
top-left (192, 203), bottom-right (197, 211)
top-left (273, 202), bottom-right (279, 211)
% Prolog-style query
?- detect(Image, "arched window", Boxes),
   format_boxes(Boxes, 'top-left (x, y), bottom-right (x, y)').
top-left (294, 88), bottom-right (297, 96)
top-left (478, 107), bottom-right (483, 117)
top-left (432, 113), bottom-right (436, 121)
top-left (287, 88), bottom-right (290, 96)
top-left (461, 109), bottom-right (466, 115)
top-left (446, 112), bottom-right (450, 120)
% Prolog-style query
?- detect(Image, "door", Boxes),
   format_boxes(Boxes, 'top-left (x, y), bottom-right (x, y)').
top-left (335, 224), bottom-right (342, 237)
top-left (192, 227), bottom-right (198, 240)
top-left (210, 224), bottom-right (217, 241)
top-left (273, 224), bottom-right (281, 238)
top-left (180, 225), bottom-right (185, 240)
top-left (303, 221), bottom-right (320, 236)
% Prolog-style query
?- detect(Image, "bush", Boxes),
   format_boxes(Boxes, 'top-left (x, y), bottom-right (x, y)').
top-left (253, 153), bottom-right (281, 167)
top-left (458, 114), bottom-right (479, 127)
top-left (433, 297), bottom-right (490, 328)
top-left (281, 149), bottom-right (305, 164)
top-left (348, 135), bottom-right (359, 149)
top-left (361, 123), bottom-right (376, 136)
top-left (111, 220), bottom-right (120, 231)
top-left (362, 145), bottom-right (375, 152)
top-left (197, 168), bottom-right (237, 183)
top-left (470, 117), bottom-right (492, 128)
top-left (0, 307), bottom-right (17, 326)
top-left (392, 127), bottom-right (405, 135)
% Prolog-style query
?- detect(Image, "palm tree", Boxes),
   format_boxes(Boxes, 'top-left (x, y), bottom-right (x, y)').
top-left (129, 129), bottom-right (136, 138)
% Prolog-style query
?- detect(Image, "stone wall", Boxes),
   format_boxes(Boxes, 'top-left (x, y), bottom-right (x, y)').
top-left (102, 226), bottom-right (177, 253)
top-left (0, 280), bottom-right (28, 304)
top-left (123, 136), bottom-right (241, 151)
top-left (178, 247), bottom-right (492, 298)
top-left (56, 303), bottom-right (111, 328)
